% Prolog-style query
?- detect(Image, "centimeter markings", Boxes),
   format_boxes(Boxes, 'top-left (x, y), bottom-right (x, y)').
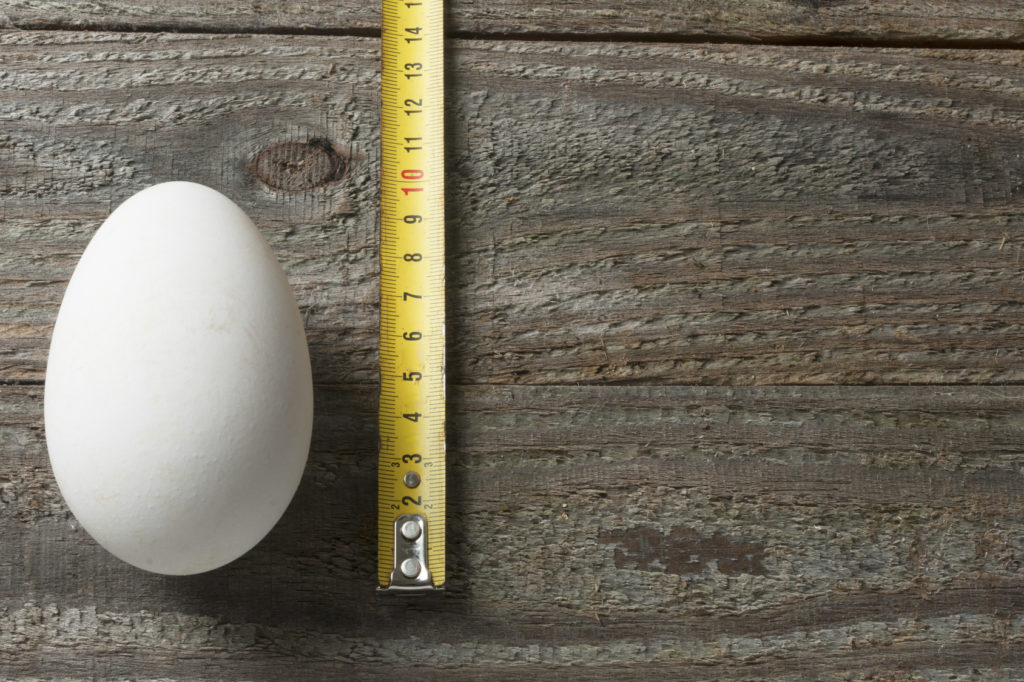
top-left (377, 0), bottom-right (446, 590)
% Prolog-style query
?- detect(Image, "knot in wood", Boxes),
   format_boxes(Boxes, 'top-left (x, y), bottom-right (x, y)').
top-left (249, 138), bottom-right (346, 191)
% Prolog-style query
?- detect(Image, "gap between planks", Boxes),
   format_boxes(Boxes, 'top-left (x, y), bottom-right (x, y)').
top-left (6, 20), bottom-right (1024, 51)
top-left (8, 379), bottom-right (1024, 387)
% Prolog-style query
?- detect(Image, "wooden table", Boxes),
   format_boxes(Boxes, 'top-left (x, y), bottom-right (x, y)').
top-left (3, 2), bottom-right (1024, 678)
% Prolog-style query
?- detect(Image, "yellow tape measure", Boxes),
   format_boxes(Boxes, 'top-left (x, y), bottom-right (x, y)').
top-left (377, 0), bottom-right (446, 592)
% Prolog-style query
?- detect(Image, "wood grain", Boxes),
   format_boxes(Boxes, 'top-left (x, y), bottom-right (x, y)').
top-left (3, 29), bottom-right (1024, 680)
top-left (4, 33), bottom-right (1024, 385)
top-left (2, 0), bottom-right (1024, 44)
top-left (2, 384), bottom-right (1023, 678)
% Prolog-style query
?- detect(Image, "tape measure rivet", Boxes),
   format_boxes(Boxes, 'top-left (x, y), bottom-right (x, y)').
top-left (403, 472), bottom-right (421, 489)
top-left (400, 519), bottom-right (422, 542)
top-left (400, 557), bottom-right (422, 579)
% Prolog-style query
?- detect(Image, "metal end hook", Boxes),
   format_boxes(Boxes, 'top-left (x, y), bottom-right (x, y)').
top-left (380, 514), bottom-right (438, 594)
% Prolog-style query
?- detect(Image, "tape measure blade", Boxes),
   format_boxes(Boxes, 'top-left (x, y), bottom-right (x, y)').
top-left (378, 0), bottom-right (445, 592)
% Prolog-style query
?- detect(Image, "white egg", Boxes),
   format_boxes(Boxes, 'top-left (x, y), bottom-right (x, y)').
top-left (44, 182), bottom-right (313, 575)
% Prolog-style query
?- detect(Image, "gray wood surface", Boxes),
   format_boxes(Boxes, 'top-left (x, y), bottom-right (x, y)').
top-left (2, 0), bottom-right (1024, 43)
top-left (2, 25), bottom-right (1023, 682)
top-left (4, 33), bottom-right (1024, 386)
top-left (4, 384), bottom-right (1024, 678)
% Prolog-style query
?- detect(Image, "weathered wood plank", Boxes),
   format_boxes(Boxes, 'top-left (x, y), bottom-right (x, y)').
top-left (2, 0), bottom-right (1024, 44)
top-left (3, 33), bottom-right (1024, 385)
top-left (2, 384), bottom-right (1023, 677)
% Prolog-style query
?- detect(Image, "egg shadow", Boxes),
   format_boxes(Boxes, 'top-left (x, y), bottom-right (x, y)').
top-left (153, 379), bottom-right (380, 632)
top-left (157, 339), bottom-right (465, 634)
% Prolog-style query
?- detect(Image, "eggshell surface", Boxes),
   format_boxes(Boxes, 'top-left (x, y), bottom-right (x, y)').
top-left (44, 182), bottom-right (313, 575)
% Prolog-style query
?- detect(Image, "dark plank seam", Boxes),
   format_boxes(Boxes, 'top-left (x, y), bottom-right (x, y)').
top-left (5, 20), bottom-right (1024, 50)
